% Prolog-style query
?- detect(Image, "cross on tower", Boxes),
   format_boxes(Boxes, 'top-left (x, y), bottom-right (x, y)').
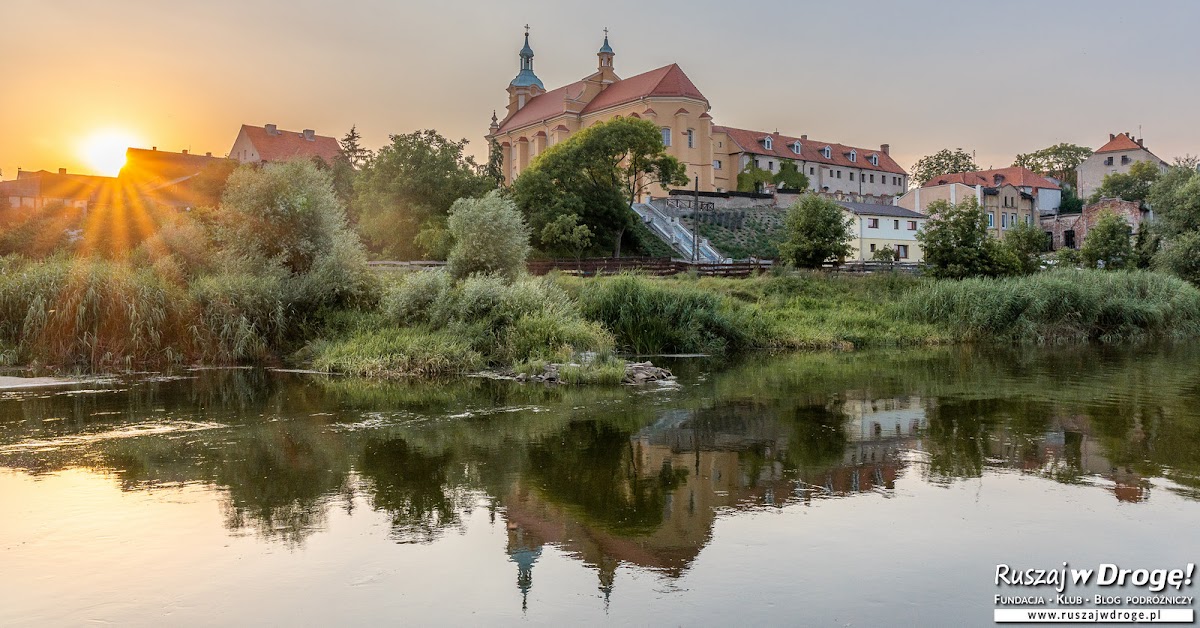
top-left (524, 24), bottom-right (530, 35)
top-left (604, 27), bottom-right (608, 36)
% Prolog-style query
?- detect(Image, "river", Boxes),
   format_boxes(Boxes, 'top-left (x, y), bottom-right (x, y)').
top-left (2, 345), bottom-right (1198, 626)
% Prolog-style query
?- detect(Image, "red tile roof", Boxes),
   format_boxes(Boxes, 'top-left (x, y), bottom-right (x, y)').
top-left (494, 64), bottom-right (708, 135)
top-left (121, 148), bottom-right (229, 184)
top-left (238, 124), bottom-right (342, 164)
top-left (923, 166), bottom-right (1060, 190)
top-left (581, 64), bottom-right (707, 114)
top-left (715, 126), bottom-right (907, 175)
top-left (2, 170), bottom-right (115, 203)
top-left (1095, 132), bottom-right (1143, 154)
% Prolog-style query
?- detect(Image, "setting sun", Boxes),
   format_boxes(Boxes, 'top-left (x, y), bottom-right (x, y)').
top-left (79, 129), bottom-right (141, 177)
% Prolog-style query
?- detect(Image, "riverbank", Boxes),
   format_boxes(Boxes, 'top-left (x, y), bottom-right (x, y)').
top-left (2, 252), bottom-right (1199, 380)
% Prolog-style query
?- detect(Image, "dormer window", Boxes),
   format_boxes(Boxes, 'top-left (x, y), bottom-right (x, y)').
top-left (849, 150), bottom-right (857, 162)
top-left (791, 142), bottom-right (801, 154)
top-left (822, 146), bottom-right (832, 159)
top-left (763, 137), bottom-right (773, 150)
top-left (869, 154), bottom-right (879, 166)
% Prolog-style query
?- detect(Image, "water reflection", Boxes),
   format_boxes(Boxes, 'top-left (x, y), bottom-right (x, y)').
top-left (2, 343), bottom-right (1199, 612)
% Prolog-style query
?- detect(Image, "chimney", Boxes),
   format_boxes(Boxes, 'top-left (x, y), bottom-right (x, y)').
top-left (182, 149), bottom-right (188, 155)
top-left (801, 134), bottom-right (808, 140)
top-left (265, 124), bottom-right (278, 135)
top-left (1137, 138), bottom-right (1144, 147)
top-left (303, 129), bottom-right (315, 141)
top-left (1110, 133), bottom-right (1116, 141)
top-left (205, 152), bottom-right (212, 157)
top-left (152, 146), bottom-right (157, 151)
top-left (58, 168), bottom-right (66, 175)
top-left (881, 144), bottom-right (890, 155)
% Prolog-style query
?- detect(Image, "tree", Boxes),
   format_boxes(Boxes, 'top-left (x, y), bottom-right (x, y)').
top-left (1002, 221), bottom-right (1049, 275)
top-left (916, 197), bottom-right (1018, 279)
top-left (1090, 160), bottom-right (1160, 204)
top-left (1156, 231), bottom-right (1200, 286)
top-left (736, 163), bottom-right (774, 193)
top-left (354, 130), bottom-right (494, 259)
top-left (1079, 211), bottom-right (1133, 270)
top-left (773, 161), bottom-right (810, 191)
top-left (1012, 143), bottom-right (1092, 189)
top-left (1146, 164), bottom-right (1200, 237)
top-left (510, 117), bottom-right (687, 258)
top-left (1058, 185), bottom-right (1084, 214)
top-left (871, 245), bottom-right (897, 263)
top-left (339, 125), bottom-right (373, 169)
top-left (485, 137), bottom-right (505, 188)
top-left (777, 195), bottom-right (854, 268)
top-left (540, 213), bottom-right (593, 260)
top-left (911, 148), bottom-right (979, 186)
top-left (446, 191), bottom-right (530, 281)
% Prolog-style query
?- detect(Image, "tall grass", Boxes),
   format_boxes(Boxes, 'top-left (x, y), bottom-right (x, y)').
top-left (577, 274), bottom-right (771, 354)
top-left (900, 270), bottom-right (1200, 343)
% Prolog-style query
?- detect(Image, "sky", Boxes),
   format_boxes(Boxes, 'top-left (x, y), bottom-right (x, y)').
top-left (3, 0), bottom-right (1199, 180)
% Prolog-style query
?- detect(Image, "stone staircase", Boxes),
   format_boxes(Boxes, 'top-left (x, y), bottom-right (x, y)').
top-left (631, 201), bottom-right (725, 262)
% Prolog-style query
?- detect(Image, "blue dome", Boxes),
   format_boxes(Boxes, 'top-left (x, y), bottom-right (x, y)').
top-left (599, 35), bottom-right (613, 54)
top-left (510, 69), bottom-right (544, 89)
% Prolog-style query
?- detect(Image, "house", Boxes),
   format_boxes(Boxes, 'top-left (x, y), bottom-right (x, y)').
top-left (488, 29), bottom-right (715, 192)
top-left (119, 147), bottom-right (235, 209)
top-left (896, 181), bottom-right (1036, 239)
top-left (922, 166), bottom-right (1060, 213)
top-left (836, 201), bottom-right (926, 262)
top-left (714, 127), bottom-right (908, 197)
top-left (486, 29), bottom-right (909, 196)
top-left (1, 168), bottom-right (114, 210)
top-left (1076, 132), bottom-right (1168, 200)
top-left (228, 124), bottom-right (342, 165)
top-left (1041, 198), bottom-right (1146, 251)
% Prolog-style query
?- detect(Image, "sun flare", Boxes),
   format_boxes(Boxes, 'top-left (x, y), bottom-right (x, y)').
top-left (79, 129), bottom-right (141, 177)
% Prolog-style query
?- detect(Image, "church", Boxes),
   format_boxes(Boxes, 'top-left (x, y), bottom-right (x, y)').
top-left (487, 29), bottom-right (908, 198)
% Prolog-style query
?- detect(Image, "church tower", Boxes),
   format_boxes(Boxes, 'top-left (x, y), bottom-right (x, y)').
top-left (506, 26), bottom-right (545, 118)
top-left (598, 29), bottom-right (614, 72)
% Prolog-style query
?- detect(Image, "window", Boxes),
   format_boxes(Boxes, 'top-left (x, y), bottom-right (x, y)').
top-left (893, 220), bottom-right (900, 229)
top-left (822, 146), bottom-right (832, 159)
top-left (870, 174), bottom-right (875, 183)
top-left (1121, 155), bottom-right (1130, 165)
top-left (869, 243), bottom-right (877, 252)
top-left (1064, 229), bottom-right (1076, 249)
top-left (713, 159), bottom-right (722, 170)
top-left (1011, 213), bottom-right (1017, 226)
top-left (1044, 231), bottom-right (1054, 250)
top-left (810, 167), bottom-right (815, 175)
top-left (868, 218), bottom-right (879, 228)
top-left (897, 245), bottom-right (909, 259)
top-left (792, 142), bottom-right (802, 154)
top-left (661, 128), bottom-right (672, 147)
top-left (768, 160), bottom-right (774, 171)
top-left (870, 154), bottom-right (879, 166)
top-left (850, 172), bottom-right (855, 181)
top-left (836, 170), bottom-right (842, 179)
top-left (1025, 215), bottom-right (1032, 226)
top-left (755, 159), bottom-right (761, 168)
top-left (849, 150), bottom-right (857, 162)
top-left (1104, 156), bottom-right (1113, 166)
top-left (1001, 213), bottom-right (1007, 229)
top-left (988, 212), bottom-right (995, 228)
top-left (687, 129), bottom-right (695, 148)
top-left (907, 220), bottom-right (917, 230)
top-left (764, 137), bottom-right (773, 150)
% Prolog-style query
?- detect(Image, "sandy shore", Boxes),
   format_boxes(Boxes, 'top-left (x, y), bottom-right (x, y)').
top-left (0, 376), bottom-right (87, 390)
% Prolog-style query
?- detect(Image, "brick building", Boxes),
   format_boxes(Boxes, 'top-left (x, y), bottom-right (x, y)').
top-left (1040, 198), bottom-right (1146, 251)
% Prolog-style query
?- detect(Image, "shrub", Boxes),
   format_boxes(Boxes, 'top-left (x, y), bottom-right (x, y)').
top-left (308, 327), bottom-right (483, 377)
top-left (777, 195), bottom-right (854, 268)
top-left (382, 269), bottom-right (453, 325)
top-left (446, 191), bottom-right (530, 281)
top-left (918, 197), bottom-right (1019, 279)
top-left (1080, 211), bottom-right (1134, 270)
top-left (1003, 221), bottom-right (1050, 275)
top-left (1156, 231), bottom-right (1200, 286)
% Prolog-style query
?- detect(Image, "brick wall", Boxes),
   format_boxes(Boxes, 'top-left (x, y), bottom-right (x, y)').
top-left (1039, 198), bottom-right (1145, 250)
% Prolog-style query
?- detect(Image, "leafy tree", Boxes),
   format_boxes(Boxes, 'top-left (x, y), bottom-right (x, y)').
top-left (510, 117), bottom-right (687, 258)
top-left (777, 195), bottom-right (854, 268)
top-left (1003, 221), bottom-right (1049, 274)
top-left (354, 130), bottom-right (494, 259)
top-left (911, 148), bottom-right (979, 186)
top-left (773, 161), bottom-right (810, 191)
top-left (1090, 160), bottom-right (1160, 204)
top-left (1146, 164), bottom-right (1200, 237)
top-left (736, 163), bottom-right (774, 193)
top-left (485, 137), bottom-right (505, 188)
top-left (1058, 185), bottom-right (1084, 214)
top-left (1012, 143), bottom-right (1092, 189)
top-left (871, 245), bottom-right (897, 263)
top-left (916, 197), bottom-right (1018, 279)
top-left (1155, 231), bottom-right (1200, 286)
top-left (339, 125), bottom-right (373, 169)
top-left (540, 213), bottom-right (593, 260)
top-left (446, 191), bottom-right (530, 281)
top-left (1079, 211), bottom-right (1133, 270)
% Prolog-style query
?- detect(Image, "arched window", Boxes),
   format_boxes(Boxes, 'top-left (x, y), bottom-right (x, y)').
top-left (822, 146), bottom-right (832, 159)
top-left (661, 128), bottom-right (672, 147)
top-left (870, 154), bottom-right (879, 166)
top-left (849, 150), bottom-right (857, 162)
top-left (763, 137), bottom-right (773, 150)
top-left (791, 142), bottom-right (801, 154)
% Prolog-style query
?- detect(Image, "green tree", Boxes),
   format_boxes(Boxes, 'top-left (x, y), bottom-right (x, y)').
top-left (1003, 220), bottom-right (1049, 275)
top-left (773, 161), bottom-right (810, 191)
top-left (911, 148), bottom-right (980, 186)
top-left (871, 245), bottom-right (897, 263)
top-left (1155, 231), bottom-right (1200, 286)
top-left (1079, 211), bottom-right (1134, 270)
top-left (1146, 164), bottom-right (1200, 237)
top-left (1058, 185), bottom-right (1084, 214)
top-left (354, 130), bottom-right (494, 259)
top-left (777, 195), bottom-right (854, 268)
top-left (339, 125), bottom-right (373, 169)
top-left (540, 213), bottom-right (593, 260)
top-left (446, 191), bottom-right (530, 281)
top-left (1090, 160), bottom-right (1161, 204)
top-left (485, 137), bottom-right (505, 188)
top-left (510, 117), bottom-right (687, 258)
top-left (916, 197), bottom-right (1018, 279)
top-left (736, 163), bottom-right (774, 193)
top-left (1012, 143), bottom-right (1092, 189)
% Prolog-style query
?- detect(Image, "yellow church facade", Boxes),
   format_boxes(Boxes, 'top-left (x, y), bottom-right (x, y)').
top-left (487, 29), bottom-right (716, 195)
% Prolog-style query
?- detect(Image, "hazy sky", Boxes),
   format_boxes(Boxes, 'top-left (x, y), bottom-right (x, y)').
top-left (3, 0), bottom-right (1199, 179)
